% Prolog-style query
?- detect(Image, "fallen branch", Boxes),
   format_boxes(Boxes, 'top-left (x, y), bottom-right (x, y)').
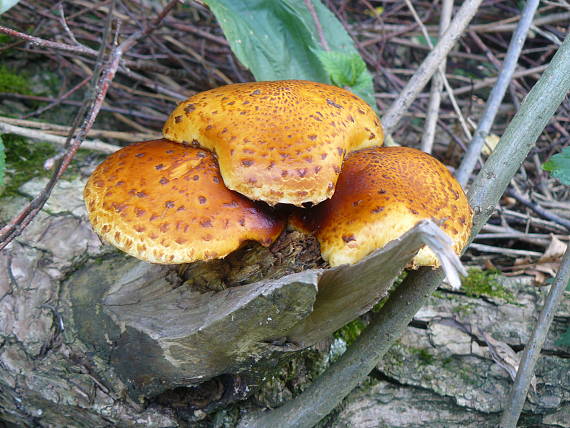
top-left (0, 116), bottom-right (159, 143)
top-left (506, 188), bottom-right (570, 230)
top-left (500, 244), bottom-right (570, 427)
top-left (0, 121), bottom-right (120, 153)
top-left (456, 0), bottom-right (540, 186)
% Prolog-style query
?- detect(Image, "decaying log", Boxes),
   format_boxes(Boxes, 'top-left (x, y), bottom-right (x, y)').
top-left (68, 218), bottom-right (462, 400)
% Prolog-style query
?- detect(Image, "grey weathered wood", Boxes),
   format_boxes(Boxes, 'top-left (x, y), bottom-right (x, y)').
top-left (69, 220), bottom-right (461, 400)
top-left (286, 220), bottom-right (464, 347)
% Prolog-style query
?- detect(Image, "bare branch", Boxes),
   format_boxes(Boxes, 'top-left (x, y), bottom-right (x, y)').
top-left (0, 24), bottom-right (97, 56)
top-left (456, 0), bottom-right (541, 186)
top-left (0, 121), bottom-right (119, 153)
top-left (381, 0), bottom-right (484, 135)
top-left (500, 244), bottom-right (570, 427)
top-left (421, 0), bottom-right (453, 153)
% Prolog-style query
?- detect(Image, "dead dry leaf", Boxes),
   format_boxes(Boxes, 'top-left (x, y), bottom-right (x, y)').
top-left (539, 236), bottom-right (567, 263)
top-left (482, 133), bottom-right (500, 156)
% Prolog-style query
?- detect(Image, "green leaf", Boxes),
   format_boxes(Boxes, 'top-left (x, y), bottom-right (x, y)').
top-left (315, 50), bottom-right (375, 107)
top-left (543, 146), bottom-right (570, 185)
top-left (0, 135), bottom-right (5, 189)
top-left (1, 0), bottom-right (21, 15)
top-left (203, 0), bottom-right (377, 110)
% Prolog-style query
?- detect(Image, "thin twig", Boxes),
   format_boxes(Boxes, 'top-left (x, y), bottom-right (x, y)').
top-left (499, 208), bottom-right (569, 233)
top-left (374, 64), bottom-right (548, 99)
top-left (507, 188), bottom-right (570, 230)
top-left (304, 0), bottom-right (330, 51)
top-left (421, 0), bottom-right (453, 153)
top-left (404, 0), bottom-right (472, 141)
top-left (0, 24), bottom-right (97, 56)
top-left (381, 0), bottom-right (484, 135)
top-left (0, 116), bottom-right (158, 142)
top-left (0, 122), bottom-right (119, 153)
top-left (57, 3), bottom-right (84, 47)
top-left (356, 11), bottom-right (570, 36)
top-left (21, 75), bottom-right (92, 119)
top-left (499, 245), bottom-right (570, 427)
top-left (468, 30), bottom-right (524, 111)
top-left (468, 242), bottom-right (542, 257)
top-left (0, 92), bottom-right (167, 121)
top-left (456, 0), bottom-right (541, 186)
top-left (0, 0), bottom-right (180, 249)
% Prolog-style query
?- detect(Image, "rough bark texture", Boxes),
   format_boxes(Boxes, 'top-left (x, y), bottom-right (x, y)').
top-left (1, 172), bottom-right (462, 425)
top-left (328, 276), bottom-right (570, 427)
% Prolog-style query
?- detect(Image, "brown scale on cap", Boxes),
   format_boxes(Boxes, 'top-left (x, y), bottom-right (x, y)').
top-left (162, 80), bottom-right (383, 206)
top-left (291, 147), bottom-right (473, 267)
top-left (84, 139), bottom-right (285, 264)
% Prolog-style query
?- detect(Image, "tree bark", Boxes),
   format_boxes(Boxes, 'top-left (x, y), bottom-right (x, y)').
top-left (0, 174), bottom-right (460, 425)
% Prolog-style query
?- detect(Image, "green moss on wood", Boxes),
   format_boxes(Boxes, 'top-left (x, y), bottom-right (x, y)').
top-left (462, 268), bottom-right (517, 303)
top-left (0, 65), bottom-right (32, 94)
top-left (2, 134), bottom-right (55, 196)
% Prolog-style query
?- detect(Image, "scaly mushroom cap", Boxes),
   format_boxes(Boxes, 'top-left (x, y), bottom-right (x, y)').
top-left (162, 80), bottom-right (383, 206)
top-left (84, 139), bottom-right (285, 264)
top-left (291, 147), bottom-right (473, 267)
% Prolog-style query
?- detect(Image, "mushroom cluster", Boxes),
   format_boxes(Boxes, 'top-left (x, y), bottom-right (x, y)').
top-left (84, 80), bottom-right (472, 268)
top-left (291, 147), bottom-right (473, 267)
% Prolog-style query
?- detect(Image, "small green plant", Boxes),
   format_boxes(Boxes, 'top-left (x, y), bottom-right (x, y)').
top-left (202, 0), bottom-right (376, 109)
top-left (462, 268), bottom-right (516, 303)
top-left (543, 146), bottom-right (570, 185)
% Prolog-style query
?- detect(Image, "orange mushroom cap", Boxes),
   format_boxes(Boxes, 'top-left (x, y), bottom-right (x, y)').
top-left (84, 139), bottom-right (285, 264)
top-left (162, 80), bottom-right (383, 206)
top-left (291, 147), bottom-right (473, 267)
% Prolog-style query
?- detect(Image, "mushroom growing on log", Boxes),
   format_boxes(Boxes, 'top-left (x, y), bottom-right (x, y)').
top-left (291, 146), bottom-right (473, 268)
top-left (78, 81), bottom-right (468, 401)
top-left (162, 80), bottom-right (384, 206)
top-left (83, 139), bottom-right (285, 264)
